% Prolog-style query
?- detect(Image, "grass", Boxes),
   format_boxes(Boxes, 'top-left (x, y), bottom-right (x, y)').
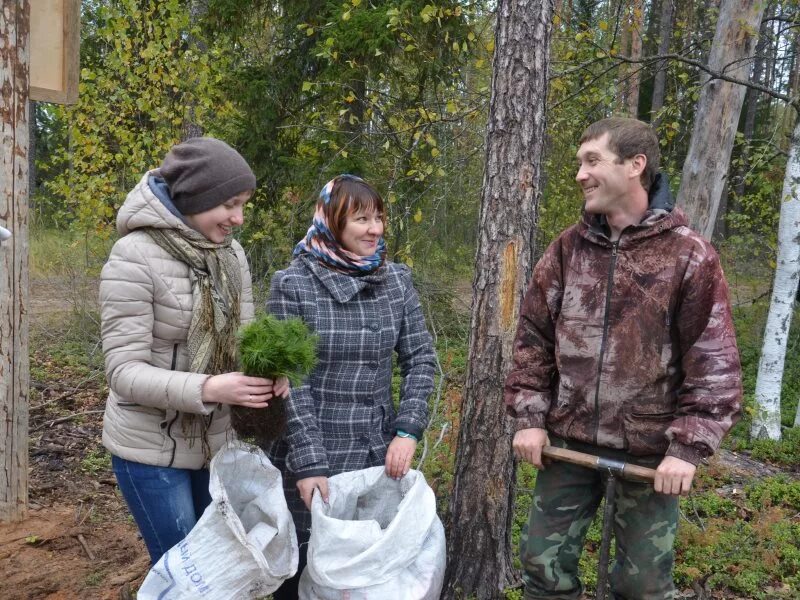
top-left (30, 227), bottom-right (112, 279)
top-left (80, 447), bottom-right (112, 474)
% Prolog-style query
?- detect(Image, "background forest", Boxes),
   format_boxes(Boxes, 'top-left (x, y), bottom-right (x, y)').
top-left (15, 0), bottom-right (800, 598)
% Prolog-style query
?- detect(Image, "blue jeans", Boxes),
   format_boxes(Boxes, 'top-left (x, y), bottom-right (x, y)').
top-left (111, 455), bottom-right (212, 564)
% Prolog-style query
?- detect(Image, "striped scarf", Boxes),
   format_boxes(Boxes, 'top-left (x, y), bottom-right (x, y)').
top-left (146, 227), bottom-right (241, 460)
top-left (293, 175), bottom-right (386, 275)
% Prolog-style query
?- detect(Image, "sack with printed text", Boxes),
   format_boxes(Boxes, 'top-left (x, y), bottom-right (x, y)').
top-left (138, 440), bottom-right (298, 599)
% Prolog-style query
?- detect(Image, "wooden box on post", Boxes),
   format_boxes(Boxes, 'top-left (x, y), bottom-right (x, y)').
top-left (30, 0), bottom-right (80, 104)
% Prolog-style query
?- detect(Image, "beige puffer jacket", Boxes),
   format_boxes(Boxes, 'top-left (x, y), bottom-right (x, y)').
top-left (100, 172), bottom-right (254, 469)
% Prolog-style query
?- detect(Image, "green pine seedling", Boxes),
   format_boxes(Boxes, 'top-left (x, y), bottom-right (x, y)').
top-left (231, 314), bottom-right (318, 445)
top-left (238, 314), bottom-right (318, 384)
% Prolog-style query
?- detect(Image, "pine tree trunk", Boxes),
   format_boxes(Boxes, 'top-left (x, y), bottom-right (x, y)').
top-left (623, 0), bottom-right (644, 117)
top-left (752, 119), bottom-right (800, 440)
top-left (181, 0), bottom-right (206, 140)
top-left (650, 0), bottom-right (673, 122)
top-left (442, 0), bottom-right (553, 597)
top-left (677, 0), bottom-right (767, 238)
top-left (735, 8), bottom-right (772, 199)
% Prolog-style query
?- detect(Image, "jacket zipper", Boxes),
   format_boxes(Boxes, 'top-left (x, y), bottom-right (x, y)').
top-left (166, 344), bottom-right (179, 467)
top-left (593, 241), bottom-right (618, 445)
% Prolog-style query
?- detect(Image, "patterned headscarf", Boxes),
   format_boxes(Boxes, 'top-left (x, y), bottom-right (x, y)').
top-left (294, 174), bottom-right (386, 276)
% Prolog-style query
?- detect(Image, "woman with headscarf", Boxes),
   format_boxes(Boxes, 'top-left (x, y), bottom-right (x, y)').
top-left (266, 174), bottom-right (436, 598)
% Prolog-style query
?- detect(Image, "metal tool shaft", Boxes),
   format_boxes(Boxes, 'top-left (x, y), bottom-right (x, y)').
top-left (596, 474), bottom-right (617, 600)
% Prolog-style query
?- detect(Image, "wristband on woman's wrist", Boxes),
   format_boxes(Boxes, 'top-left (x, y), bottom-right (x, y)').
top-left (396, 429), bottom-right (418, 442)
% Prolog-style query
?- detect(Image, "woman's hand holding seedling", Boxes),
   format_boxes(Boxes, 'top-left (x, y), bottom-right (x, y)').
top-left (202, 372), bottom-right (290, 408)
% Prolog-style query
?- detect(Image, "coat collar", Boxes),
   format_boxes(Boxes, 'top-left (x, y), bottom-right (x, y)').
top-left (298, 253), bottom-right (386, 303)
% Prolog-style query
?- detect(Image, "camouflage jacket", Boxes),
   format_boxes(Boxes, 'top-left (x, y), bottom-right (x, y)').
top-left (504, 207), bottom-right (742, 465)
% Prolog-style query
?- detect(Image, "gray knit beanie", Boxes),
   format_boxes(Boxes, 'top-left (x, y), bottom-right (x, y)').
top-left (159, 137), bottom-right (256, 215)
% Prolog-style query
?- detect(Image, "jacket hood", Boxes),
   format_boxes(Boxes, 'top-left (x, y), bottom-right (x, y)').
top-left (116, 171), bottom-right (192, 237)
top-left (648, 172), bottom-right (674, 211)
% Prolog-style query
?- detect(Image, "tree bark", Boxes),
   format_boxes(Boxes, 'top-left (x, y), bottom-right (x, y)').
top-left (650, 0), bottom-right (673, 122)
top-left (0, 0), bottom-right (30, 523)
top-left (181, 0), bottom-right (206, 141)
top-left (621, 0), bottom-right (644, 117)
top-left (753, 119), bottom-right (800, 440)
top-left (442, 0), bottom-right (553, 597)
top-left (677, 0), bottom-right (767, 239)
top-left (734, 8), bottom-right (771, 199)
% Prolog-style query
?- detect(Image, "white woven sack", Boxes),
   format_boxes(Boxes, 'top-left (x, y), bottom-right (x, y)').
top-left (298, 466), bottom-right (446, 600)
top-left (138, 440), bottom-right (298, 599)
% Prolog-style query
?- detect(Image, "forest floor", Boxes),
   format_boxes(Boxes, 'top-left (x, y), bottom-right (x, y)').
top-left (0, 277), bottom-right (147, 599)
top-left (1, 272), bottom-right (798, 599)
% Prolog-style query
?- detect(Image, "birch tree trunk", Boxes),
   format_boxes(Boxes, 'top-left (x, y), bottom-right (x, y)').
top-left (0, 0), bottom-right (30, 523)
top-left (442, 0), bottom-right (553, 597)
top-left (677, 0), bottom-right (767, 238)
top-left (752, 120), bottom-right (800, 440)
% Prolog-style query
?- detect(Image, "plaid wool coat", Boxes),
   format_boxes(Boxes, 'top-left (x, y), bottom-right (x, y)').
top-left (265, 253), bottom-right (436, 531)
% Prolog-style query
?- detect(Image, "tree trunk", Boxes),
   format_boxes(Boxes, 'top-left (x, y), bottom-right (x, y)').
top-left (0, 0), bottom-right (30, 523)
top-left (734, 8), bottom-right (771, 199)
top-left (677, 0), bottom-right (767, 239)
top-left (181, 0), bottom-right (206, 140)
top-left (622, 0), bottom-right (644, 116)
top-left (752, 119), bottom-right (800, 440)
top-left (650, 0), bottom-right (673, 122)
top-left (442, 0), bottom-right (553, 597)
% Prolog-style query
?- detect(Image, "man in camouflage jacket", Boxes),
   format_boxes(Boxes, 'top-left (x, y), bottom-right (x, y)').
top-left (505, 118), bottom-right (742, 600)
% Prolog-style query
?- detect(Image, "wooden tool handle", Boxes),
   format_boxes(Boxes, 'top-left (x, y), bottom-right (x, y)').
top-left (541, 445), bottom-right (657, 483)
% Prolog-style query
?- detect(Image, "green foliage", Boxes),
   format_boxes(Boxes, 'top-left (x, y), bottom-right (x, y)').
top-left (745, 477), bottom-right (800, 512)
top-left (675, 478), bottom-right (800, 598)
top-left (237, 314), bottom-right (318, 385)
top-left (206, 0), bottom-right (491, 274)
top-left (43, 0), bottom-right (234, 235)
top-left (750, 427), bottom-right (800, 465)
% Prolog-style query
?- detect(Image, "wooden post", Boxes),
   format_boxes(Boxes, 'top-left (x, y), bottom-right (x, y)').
top-left (1, 0), bottom-right (31, 523)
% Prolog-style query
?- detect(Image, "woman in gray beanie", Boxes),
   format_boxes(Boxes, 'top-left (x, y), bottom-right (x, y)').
top-left (99, 137), bottom-right (288, 565)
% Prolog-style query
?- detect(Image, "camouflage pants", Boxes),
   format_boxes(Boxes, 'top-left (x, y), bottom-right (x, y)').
top-left (520, 438), bottom-right (678, 600)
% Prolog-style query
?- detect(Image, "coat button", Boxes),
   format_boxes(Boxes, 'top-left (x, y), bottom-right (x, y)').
top-left (369, 323), bottom-right (380, 332)
top-left (360, 435), bottom-right (370, 444)
top-left (368, 361), bottom-right (378, 369)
